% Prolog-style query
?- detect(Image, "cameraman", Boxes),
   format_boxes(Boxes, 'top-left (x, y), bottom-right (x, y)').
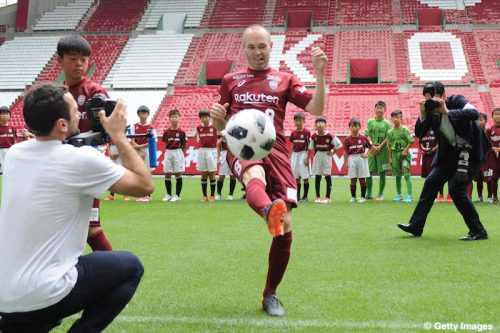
top-left (0, 83), bottom-right (154, 332)
top-left (397, 81), bottom-right (491, 241)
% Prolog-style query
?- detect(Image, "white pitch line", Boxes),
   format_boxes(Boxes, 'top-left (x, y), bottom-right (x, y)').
top-left (116, 315), bottom-right (423, 330)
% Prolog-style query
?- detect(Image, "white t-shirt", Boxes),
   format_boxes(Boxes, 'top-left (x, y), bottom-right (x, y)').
top-left (0, 139), bottom-right (125, 312)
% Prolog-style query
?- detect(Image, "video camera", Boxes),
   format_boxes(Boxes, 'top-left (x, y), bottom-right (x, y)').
top-left (422, 83), bottom-right (441, 113)
top-left (64, 94), bottom-right (158, 168)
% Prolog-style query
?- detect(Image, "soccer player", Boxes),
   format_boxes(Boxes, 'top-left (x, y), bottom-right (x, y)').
top-left (289, 112), bottom-right (311, 201)
top-left (132, 105), bottom-right (155, 202)
top-left (0, 106), bottom-right (16, 174)
top-left (364, 101), bottom-right (391, 200)
top-left (484, 108), bottom-right (500, 204)
top-left (162, 109), bottom-right (186, 202)
top-left (195, 109), bottom-right (218, 202)
top-left (216, 131), bottom-right (236, 200)
top-left (310, 117), bottom-right (341, 203)
top-left (387, 110), bottom-right (414, 203)
top-left (210, 24), bottom-right (327, 316)
top-left (57, 34), bottom-right (113, 251)
top-left (343, 118), bottom-right (371, 203)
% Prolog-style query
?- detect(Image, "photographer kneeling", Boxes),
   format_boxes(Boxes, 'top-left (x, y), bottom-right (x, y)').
top-left (397, 81), bottom-right (491, 240)
top-left (0, 83), bottom-right (154, 332)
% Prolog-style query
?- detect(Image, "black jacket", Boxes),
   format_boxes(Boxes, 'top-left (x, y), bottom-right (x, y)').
top-left (414, 95), bottom-right (492, 166)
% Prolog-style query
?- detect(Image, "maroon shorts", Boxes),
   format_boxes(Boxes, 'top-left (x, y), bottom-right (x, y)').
top-left (227, 149), bottom-right (298, 208)
top-left (421, 153), bottom-right (435, 178)
top-left (89, 198), bottom-right (101, 227)
top-left (483, 153), bottom-right (500, 182)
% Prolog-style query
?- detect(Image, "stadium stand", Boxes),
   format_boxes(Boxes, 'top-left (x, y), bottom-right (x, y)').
top-left (107, 90), bottom-right (167, 126)
top-left (152, 85), bottom-right (219, 135)
top-left (103, 31), bottom-right (193, 89)
top-left (81, 0), bottom-right (148, 32)
top-left (0, 91), bottom-right (22, 109)
top-left (490, 85), bottom-right (500, 109)
top-left (37, 35), bottom-right (129, 84)
top-left (0, 35), bottom-right (61, 90)
top-left (33, 0), bottom-right (93, 31)
top-left (400, 0), bottom-right (471, 25)
top-left (272, 0), bottom-right (331, 27)
top-left (335, 0), bottom-right (393, 26)
top-left (138, 0), bottom-right (208, 29)
top-left (467, 0), bottom-right (500, 25)
top-left (332, 31), bottom-right (397, 83)
top-left (207, 0), bottom-right (266, 28)
top-left (473, 29), bottom-right (500, 84)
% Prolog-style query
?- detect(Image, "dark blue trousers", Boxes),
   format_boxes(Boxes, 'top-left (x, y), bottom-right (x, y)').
top-left (409, 158), bottom-right (486, 234)
top-left (0, 251), bottom-right (144, 333)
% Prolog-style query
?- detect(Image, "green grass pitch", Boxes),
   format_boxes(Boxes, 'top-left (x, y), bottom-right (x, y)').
top-left (19, 177), bottom-right (500, 332)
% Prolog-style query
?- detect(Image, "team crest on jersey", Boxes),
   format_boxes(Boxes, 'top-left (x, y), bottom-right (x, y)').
top-left (358, 139), bottom-right (361, 144)
top-left (326, 139), bottom-right (330, 143)
top-left (77, 95), bottom-right (86, 106)
top-left (176, 133), bottom-right (179, 137)
top-left (269, 80), bottom-right (278, 90)
top-left (237, 80), bottom-right (246, 88)
top-left (300, 135), bottom-right (304, 139)
top-left (209, 128), bottom-right (213, 133)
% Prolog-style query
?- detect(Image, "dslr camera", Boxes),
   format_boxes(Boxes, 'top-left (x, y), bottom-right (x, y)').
top-left (422, 83), bottom-right (441, 114)
top-left (66, 93), bottom-right (117, 146)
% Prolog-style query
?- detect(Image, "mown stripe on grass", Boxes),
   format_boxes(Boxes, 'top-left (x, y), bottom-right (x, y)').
top-left (118, 315), bottom-right (423, 330)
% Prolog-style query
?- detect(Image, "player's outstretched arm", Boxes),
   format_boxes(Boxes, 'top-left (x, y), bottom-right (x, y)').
top-left (210, 103), bottom-right (229, 131)
top-left (306, 47), bottom-right (327, 116)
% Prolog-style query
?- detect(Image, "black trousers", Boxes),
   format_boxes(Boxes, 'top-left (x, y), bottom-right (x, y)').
top-left (0, 251), bottom-right (144, 333)
top-left (409, 157), bottom-right (486, 234)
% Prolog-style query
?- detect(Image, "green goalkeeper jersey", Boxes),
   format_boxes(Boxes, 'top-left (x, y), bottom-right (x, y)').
top-left (387, 126), bottom-right (414, 151)
top-left (364, 118), bottom-right (391, 145)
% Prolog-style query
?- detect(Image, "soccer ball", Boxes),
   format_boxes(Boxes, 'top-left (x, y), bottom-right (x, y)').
top-left (225, 109), bottom-right (276, 161)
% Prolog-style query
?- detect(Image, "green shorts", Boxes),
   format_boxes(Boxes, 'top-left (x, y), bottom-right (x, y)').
top-left (368, 147), bottom-right (391, 173)
top-left (391, 150), bottom-right (411, 176)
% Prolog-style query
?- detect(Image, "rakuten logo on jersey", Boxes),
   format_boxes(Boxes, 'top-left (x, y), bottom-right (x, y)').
top-left (234, 92), bottom-right (279, 105)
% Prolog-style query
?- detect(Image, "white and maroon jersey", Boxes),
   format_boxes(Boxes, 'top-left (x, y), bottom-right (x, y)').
top-left (343, 134), bottom-right (371, 155)
top-left (133, 123), bottom-right (155, 145)
top-left (162, 128), bottom-right (186, 150)
top-left (290, 129), bottom-right (311, 152)
top-left (218, 67), bottom-right (313, 156)
top-left (66, 78), bottom-right (108, 133)
top-left (0, 125), bottom-right (16, 148)
top-left (486, 125), bottom-right (500, 149)
top-left (419, 129), bottom-right (438, 151)
top-left (195, 124), bottom-right (218, 148)
top-left (310, 133), bottom-right (338, 152)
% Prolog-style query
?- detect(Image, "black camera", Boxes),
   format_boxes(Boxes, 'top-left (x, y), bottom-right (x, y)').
top-left (86, 93), bottom-right (117, 133)
top-left (455, 144), bottom-right (472, 183)
top-left (65, 94), bottom-right (117, 146)
top-left (423, 84), bottom-right (440, 113)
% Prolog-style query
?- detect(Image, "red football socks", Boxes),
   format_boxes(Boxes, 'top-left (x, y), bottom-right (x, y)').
top-left (246, 178), bottom-right (272, 217)
top-left (263, 231), bottom-right (292, 297)
top-left (87, 229), bottom-right (113, 251)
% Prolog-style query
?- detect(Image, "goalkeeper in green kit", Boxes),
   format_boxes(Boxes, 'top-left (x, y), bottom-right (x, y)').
top-left (364, 101), bottom-right (392, 200)
top-left (388, 110), bottom-right (414, 202)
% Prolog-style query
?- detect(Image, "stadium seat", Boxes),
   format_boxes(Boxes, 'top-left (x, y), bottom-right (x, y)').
top-left (138, 0), bottom-right (208, 29)
top-left (207, 0), bottom-right (266, 28)
top-left (33, 0), bottom-right (93, 31)
top-left (82, 0), bottom-right (148, 32)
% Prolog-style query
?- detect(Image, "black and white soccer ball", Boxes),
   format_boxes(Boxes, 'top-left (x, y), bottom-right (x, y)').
top-left (225, 109), bottom-right (276, 161)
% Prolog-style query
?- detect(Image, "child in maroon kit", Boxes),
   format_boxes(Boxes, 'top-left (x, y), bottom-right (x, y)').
top-left (194, 109), bottom-right (218, 202)
top-left (309, 117), bottom-right (342, 203)
top-left (162, 109), bottom-right (186, 202)
top-left (0, 106), bottom-right (16, 174)
top-left (468, 113), bottom-right (492, 202)
top-left (484, 108), bottom-right (500, 204)
top-left (419, 128), bottom-right (449, 202)
top-left (132, 105), bottom-right (156, 202)
top-left (57, 34), bottom-right (112, 251)
top-left (289, 112), bottom-right (311, 202)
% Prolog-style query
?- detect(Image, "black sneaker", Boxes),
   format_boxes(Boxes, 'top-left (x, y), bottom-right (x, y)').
top-left (459, 230), bottom-right (488, 241)
top-left (397, 223), bottom-right (423, 237)
top-left (262, 293), bottom-right (285, 317)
